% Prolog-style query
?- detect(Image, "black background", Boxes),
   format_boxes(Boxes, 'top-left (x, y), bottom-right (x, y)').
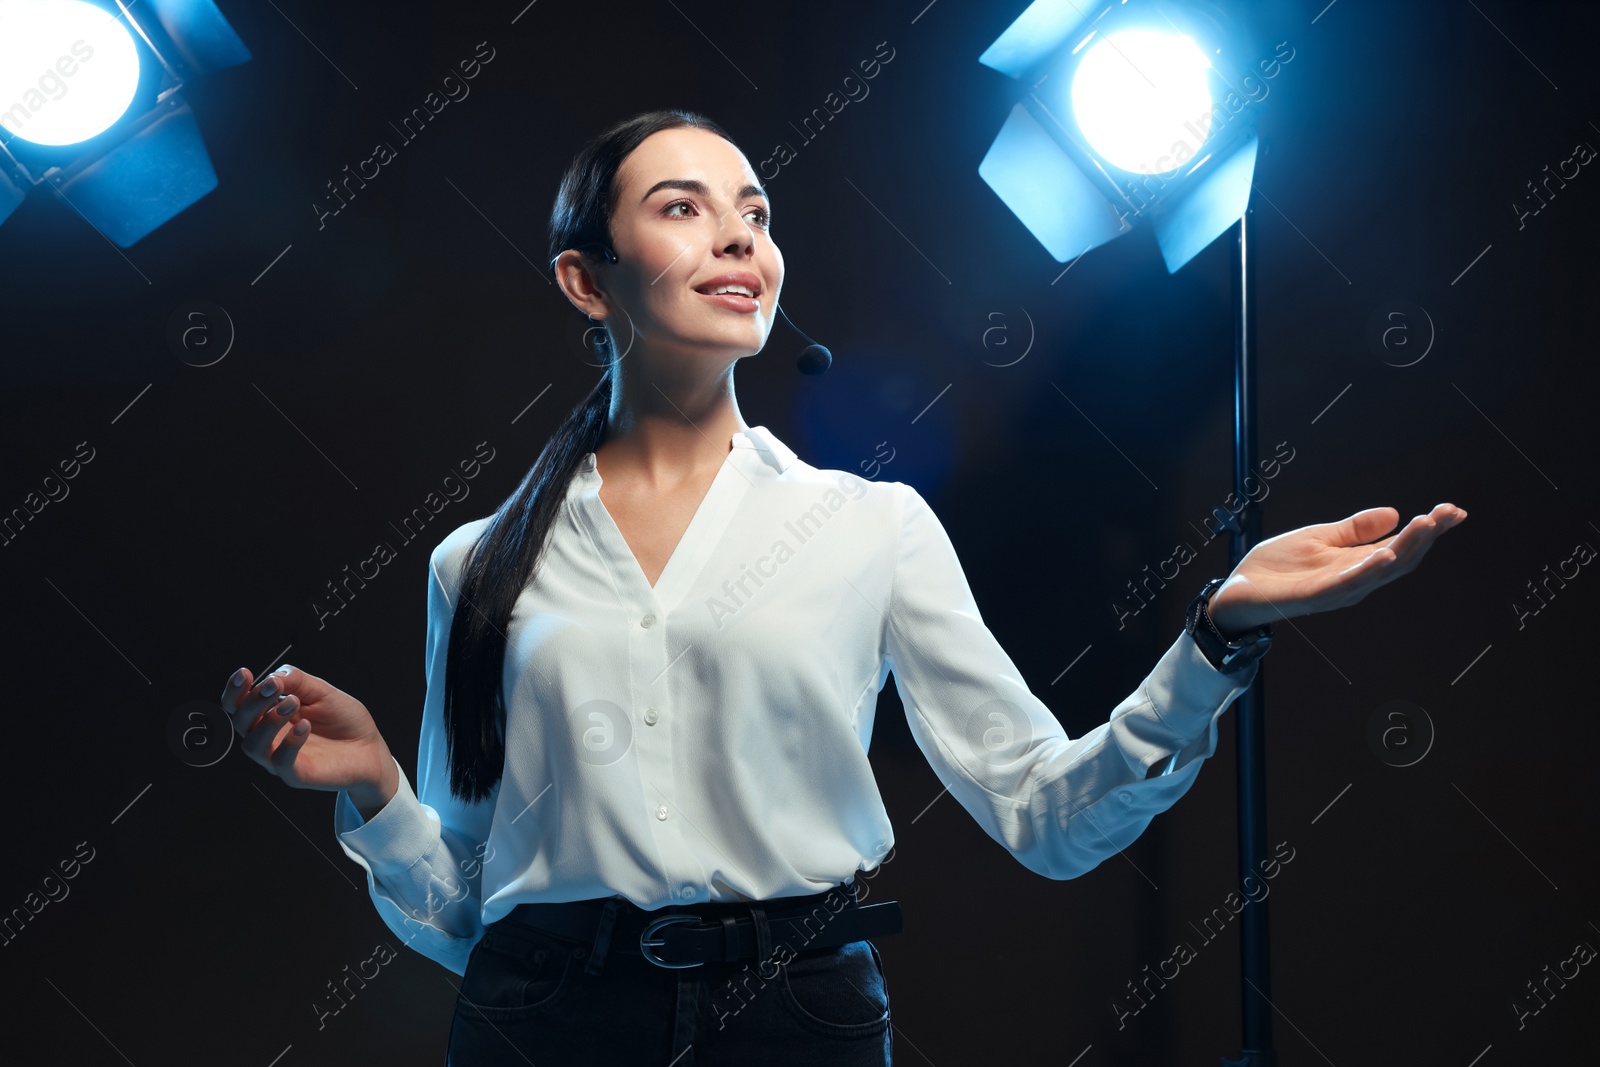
top-left (3, 0), bottom-right (1597, 1064)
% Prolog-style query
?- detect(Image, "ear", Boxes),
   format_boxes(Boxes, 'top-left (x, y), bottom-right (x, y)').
top-left (553, 250), bottom-right (608, 319)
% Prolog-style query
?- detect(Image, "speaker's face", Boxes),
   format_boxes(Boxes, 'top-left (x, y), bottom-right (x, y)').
top-left (600, 125), bottom-right (782, 366)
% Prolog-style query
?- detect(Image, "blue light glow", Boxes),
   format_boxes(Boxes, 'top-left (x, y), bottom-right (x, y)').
top-left (0, 0), bottom-right (142, 147)
top-left (1070, 30), bottom-right (1213, 175)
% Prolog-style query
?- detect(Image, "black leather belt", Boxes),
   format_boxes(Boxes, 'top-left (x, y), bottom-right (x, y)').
top-left (496, 887), bottom-right (903, 969)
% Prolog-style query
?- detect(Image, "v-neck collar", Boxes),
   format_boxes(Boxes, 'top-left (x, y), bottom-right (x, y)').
top-left (569, 425), bottom-right (796, 611)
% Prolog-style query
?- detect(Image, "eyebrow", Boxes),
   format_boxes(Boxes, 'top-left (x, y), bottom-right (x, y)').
top-left (638, 178), bottom-right (768, 205)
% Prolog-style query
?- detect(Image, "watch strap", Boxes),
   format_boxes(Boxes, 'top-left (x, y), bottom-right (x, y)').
top-left (1186, 577), bottom-right (1273, 675)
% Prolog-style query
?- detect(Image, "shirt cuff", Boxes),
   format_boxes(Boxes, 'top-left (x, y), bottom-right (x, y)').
top-left (334, 755), bottom-right (439, 874)
top-left (1144, 628), bottom-right (1260, 741)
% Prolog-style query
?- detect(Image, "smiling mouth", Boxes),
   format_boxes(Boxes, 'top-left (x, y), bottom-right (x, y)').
top-left (695, 291), bottom-right (761, 317)
top-left (691, 270), bottom-right (764, 300)
top-left (693, 285), bottom-right (760, 298)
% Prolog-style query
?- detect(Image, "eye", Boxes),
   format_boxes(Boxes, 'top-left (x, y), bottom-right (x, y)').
top-left (661, 198), bottom-right (773, 232)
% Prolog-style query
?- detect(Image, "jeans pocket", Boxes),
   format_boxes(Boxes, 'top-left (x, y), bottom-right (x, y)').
top-left (455, 927), bottom-right (579, 1023)
top-left (778, 939), bottom-right (891, 1038)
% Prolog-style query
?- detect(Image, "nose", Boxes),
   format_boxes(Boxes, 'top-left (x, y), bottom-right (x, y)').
top-left (714, 204), bottom-right (757, 256)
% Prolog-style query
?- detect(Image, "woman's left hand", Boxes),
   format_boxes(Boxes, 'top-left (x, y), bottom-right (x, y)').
top-left (1207, 503), bottom-right (1469, 638)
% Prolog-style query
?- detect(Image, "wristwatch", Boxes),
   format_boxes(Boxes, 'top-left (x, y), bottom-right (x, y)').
top-left (1185, 576), bottom-right (1273, 675)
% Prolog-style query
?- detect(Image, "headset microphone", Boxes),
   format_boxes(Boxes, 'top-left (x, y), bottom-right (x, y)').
top-left (776, 303), bottom-right (832, 375)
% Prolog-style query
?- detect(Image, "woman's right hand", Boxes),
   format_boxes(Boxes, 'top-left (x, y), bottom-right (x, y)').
top-left (220, 664), bottom-right (393, 798)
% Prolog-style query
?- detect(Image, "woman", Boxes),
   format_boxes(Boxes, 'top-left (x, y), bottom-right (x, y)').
top-left (220, 110), bottom-right (1465, 1066)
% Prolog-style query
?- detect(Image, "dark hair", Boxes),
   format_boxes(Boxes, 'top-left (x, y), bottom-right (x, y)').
top-left (441, 109), bottom-right (736, 803)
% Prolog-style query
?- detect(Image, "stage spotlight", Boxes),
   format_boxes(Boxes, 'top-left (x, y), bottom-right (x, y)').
top-left (0, 1), bottom-right (141, 146)
top-left (0, 0), bottom-right (250, 247)
top-left (977, 0), bottom-right (1268, 272)
top-left (977, 5), bottom-right (1306, 1064)
top-left (1070, 29), bottom-right (1213, 175)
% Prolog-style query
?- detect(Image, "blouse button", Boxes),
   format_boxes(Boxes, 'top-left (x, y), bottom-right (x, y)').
top-left (1118, 790), bottom-right (1134, 805)
top-left (641, 613), bottom-right (656, 628)
top-left (643, 707), bottom-right (659, 726)
top-left (656, 804), bottom-right (669, 820)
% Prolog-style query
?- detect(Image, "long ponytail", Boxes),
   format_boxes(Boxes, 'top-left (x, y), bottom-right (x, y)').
top-left (440, 109), bottom-right (733, 803)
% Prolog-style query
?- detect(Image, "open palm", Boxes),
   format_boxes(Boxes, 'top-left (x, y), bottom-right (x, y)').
top-left (1209, 503), bottom-right (1468, 637)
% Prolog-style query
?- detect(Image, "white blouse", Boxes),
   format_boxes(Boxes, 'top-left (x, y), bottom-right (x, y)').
top-left (333, 424), bottom-right (1259, 977)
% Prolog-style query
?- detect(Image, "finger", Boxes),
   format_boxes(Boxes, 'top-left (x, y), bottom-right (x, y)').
top-left (221, 666), bottom-right (253, 716)
top-left (1394, 519), bottom-right (1453, 574)
top-left (242, 694), bottom-right (301, 765)
top-left (1340, 545), bottom-right (1398, 579)
top-left (262, 664), bottom-right (331, 707)
top-left (1385, 507), bottom-right (1461, 566)
top-left (1366, 506), bottom-right (1465, 581)
top-left (1328, 546), bottom-right (1400, 606)
top-left (223, 667), bottom-right (279, 738)
top-left (269, 718), bottom-right (313, 775)
top-left (225, 668), bottom-right (279, 738)
top-left (231, 663), bottom-right (307, 737)
top-left (1330, 505), bottom-right (1464, 605)
top-left (1324, 506), bottom-right (1400, 547)
top-left (1394, 511), bottom-right (1437, 548)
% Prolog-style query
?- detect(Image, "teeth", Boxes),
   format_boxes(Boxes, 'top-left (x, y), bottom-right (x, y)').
top-left (705, 284), bottom-right (755, 297)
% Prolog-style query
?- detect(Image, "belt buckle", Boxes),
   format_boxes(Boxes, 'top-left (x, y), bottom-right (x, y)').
top-left (639, 913), bottom-right (703, 969)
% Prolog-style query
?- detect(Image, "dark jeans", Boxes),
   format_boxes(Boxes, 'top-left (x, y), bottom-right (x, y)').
top-left (445, 890), bottom-right (892, 1066)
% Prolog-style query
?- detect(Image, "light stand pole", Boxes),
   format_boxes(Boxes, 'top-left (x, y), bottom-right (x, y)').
top-left (972, 15), bottom-right (1288, 1060)
top-left (1219, 205), bottom-right (1276, 1067)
